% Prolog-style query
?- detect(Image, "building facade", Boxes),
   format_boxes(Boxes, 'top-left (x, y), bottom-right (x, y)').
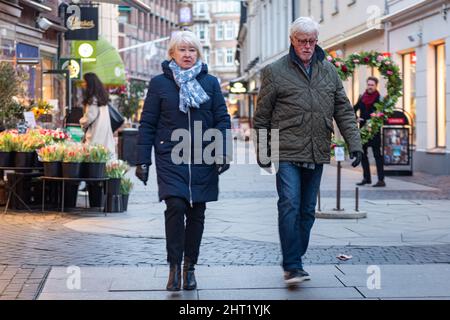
top-left (236, 0), bottom-right (299, 120)
top-left (117, 0), bottom-right (178, 82)
top-left (190, 0), bottom-right (240, 85)
top-left (1, 0), bottom-right (67, 126)
top-left (238, 0), bottom-right (449, 175)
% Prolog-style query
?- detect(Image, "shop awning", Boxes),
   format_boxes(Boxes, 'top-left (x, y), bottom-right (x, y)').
top-left (73, 37), bottom-right (126, 86)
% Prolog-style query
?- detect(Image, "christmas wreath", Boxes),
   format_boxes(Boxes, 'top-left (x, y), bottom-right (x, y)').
top-left (327, 51), bottom-right (403, 145)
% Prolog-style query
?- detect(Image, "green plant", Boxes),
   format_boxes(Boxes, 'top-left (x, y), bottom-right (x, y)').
top-left (84, 144), bottom-right (111, 163)
top-left (106, 159), bottom-right (130, 178)
top-left (0, 62), bottom-right (26, 128)
top-left (120, 177), bottom-right (133, 195)
top-left (118, 80), bottom-right (146, 121)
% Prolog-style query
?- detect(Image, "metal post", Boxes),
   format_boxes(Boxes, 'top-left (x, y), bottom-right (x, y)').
top-left (317, 189), bottom-right (321, 212)
top-left (336, 161), bottom-right (342, 211)
top-left (355, 187), bottom-right (359, 212)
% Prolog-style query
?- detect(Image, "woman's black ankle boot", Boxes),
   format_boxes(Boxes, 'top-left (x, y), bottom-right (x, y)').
top-left (166, 263), bottom-right (181, 291)
top-left (183, 257), bottom-right (197, 290)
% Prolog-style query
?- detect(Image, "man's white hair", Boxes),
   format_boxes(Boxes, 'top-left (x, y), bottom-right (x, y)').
top-left (167, 30), bottom-right (203, 61)
top-left (289, 17), bottom-right (320, 37)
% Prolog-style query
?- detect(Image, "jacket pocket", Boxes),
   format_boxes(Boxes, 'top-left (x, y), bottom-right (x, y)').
top-left (278, 113), bottom-right (304, 131)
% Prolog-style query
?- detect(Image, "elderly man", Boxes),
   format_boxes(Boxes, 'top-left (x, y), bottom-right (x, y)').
top-left (253, 17), bottom-right (363, 286)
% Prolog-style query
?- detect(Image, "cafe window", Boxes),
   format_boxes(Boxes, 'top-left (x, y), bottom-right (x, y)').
top-left (436, 44), bottom-right (446, 148)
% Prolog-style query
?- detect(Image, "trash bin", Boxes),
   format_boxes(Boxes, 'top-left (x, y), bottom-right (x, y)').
top-left (118, 128), bottom-right (139, 166)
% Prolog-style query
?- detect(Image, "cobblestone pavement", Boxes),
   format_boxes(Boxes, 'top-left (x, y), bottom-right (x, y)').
top-left (1, 208), bottom-right (450, 299)
top-left (2, 213), bottom-right (450, 263)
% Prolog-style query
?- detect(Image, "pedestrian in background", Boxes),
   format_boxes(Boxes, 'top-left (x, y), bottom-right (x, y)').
top-left (135, 31), bottom-right (231, 292)
top-left (354, 77), bottom-right (386, 187)
top-left (79, 72), bottom-right (116, 158)
top-left (254, 17), bottom-right (363, 287)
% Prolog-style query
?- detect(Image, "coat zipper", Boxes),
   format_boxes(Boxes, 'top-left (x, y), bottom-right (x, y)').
top-left (187, 108), bottom-right (193, 207)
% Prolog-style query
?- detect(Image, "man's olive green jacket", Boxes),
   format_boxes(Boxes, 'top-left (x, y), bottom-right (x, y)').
top-left (253, 45), bottom-right (363, 164)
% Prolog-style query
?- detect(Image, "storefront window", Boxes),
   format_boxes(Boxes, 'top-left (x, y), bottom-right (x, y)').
top-left (436, 44), bottom-right (446, 148)
top-left (41, 57), bottom-right (54, 102)
top-left (402, 52), bottom-right (416, 146)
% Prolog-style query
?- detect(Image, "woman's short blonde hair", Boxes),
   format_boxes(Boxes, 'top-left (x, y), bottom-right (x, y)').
top-left (167, 31), bottom-right (203, 61)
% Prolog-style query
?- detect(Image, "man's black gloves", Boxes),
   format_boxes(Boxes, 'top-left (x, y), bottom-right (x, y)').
top-left (350, 151), bottom-right (363, 167)
top-left (135, 164), bottom-right (149, 185)
top-left (216, 163), bottom-right (230, 175)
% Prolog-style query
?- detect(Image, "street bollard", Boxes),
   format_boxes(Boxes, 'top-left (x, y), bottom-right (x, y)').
top-left (355, 187), bottom-right (359, 212)
top-left (335, 161), bottom-right (342, 211)
top-left (317, 189), bottom-right (321, 212)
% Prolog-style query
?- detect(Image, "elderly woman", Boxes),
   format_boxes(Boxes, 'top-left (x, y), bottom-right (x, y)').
top-left (135, 31), bottom-right (231, 291)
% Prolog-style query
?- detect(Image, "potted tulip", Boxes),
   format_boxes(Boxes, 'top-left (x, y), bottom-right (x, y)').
top-left (13, 132), bottom-right (46, 168)
top-left (84, 144), bottom-right (111, 178)
top-left (105, 159), bottom-right (130, 213)
top-left (105, 159), bottom-right (130, 194)
top-left (62, 143), bottom-right (85, 178)
top-left (120, 177), bottom-right (133, 211)
top-left (37, 144), bottom-right (64, 177)
top-left (0, 132), bottom-right (15, 167)
top-left (83, 145), bottom-right (111, 209)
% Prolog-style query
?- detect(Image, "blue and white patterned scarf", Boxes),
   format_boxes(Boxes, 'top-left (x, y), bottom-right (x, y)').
top-left (169, 60), bottom-right (210, 113)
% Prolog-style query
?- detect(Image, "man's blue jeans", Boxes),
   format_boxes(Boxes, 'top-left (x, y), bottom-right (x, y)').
top-left (276, 162), bottom-right (324, 271)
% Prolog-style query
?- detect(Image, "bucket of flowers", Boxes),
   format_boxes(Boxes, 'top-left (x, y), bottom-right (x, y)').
top-left (105, 159), bottom-right (130, 194)
top-left (120, 177), bottom-right (133, 211)
top-left (61, 143), bottom-right (85, 178)
top-left (104, 160), bottom-right (130, 213)
top-left (83, 144), bottom-right (111, 178)
top-left (13, 131), bottom-right (46, 168)
top-left (0, 131), bottom-right (16, 167)
top-left (37, 144), bottom-right (65, 177)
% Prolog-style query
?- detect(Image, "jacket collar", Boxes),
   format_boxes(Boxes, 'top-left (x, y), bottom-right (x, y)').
top-left (162, 60), bottom-right (208, 80)
top-left (289, 44), bottom-right (326, 66)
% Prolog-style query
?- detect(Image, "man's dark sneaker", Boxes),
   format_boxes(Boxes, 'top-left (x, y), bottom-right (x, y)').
top-left (284, 270), bottom-right (310, 285)
top-left (356, 179), bottom-right (372, 186)
top-left (372, 181), bottom-right (386, 187)
top-left (298, 269), bottom-right (311, 281)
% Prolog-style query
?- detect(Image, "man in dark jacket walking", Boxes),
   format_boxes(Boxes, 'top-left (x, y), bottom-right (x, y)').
top-left (254, 17), bottom-right (363, 286)
top-left (354, 77), bottom-right (386, 187)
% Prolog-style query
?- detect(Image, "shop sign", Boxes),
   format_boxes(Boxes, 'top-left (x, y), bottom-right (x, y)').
top-left (178, 2), bottom-right (193, 26)
top-left (59, 58), bottom-right (82, 79)
top-left (73, 41), bottom-right (97, 62)
top-left (229, 81), bottom-right (248, 94)
top-left (65, 4), bottom-right (98, 40)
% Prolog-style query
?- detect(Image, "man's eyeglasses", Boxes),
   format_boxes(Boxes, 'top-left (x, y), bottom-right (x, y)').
top-left (292, 38), bottom-right (318, 46)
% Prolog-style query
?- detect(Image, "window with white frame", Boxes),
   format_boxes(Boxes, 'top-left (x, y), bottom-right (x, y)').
top-left (197, 24), bottom-right (206, 40)
top-left (226, 48), bottom-right (234, 65)
top-left (203, 48), bottom-right (210, 65)
top-left (225, 21), bottom-right (234, 40)
top-left (196, 2), bottom-right (207, 16)
top-left (216, 49), bottom-right (224, 66)
top-left (216, 22), bottom-right (224, 41)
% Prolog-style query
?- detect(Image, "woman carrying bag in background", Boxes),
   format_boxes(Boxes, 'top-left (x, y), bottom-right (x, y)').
top-left (79, 72), bottom-right (116, 158)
